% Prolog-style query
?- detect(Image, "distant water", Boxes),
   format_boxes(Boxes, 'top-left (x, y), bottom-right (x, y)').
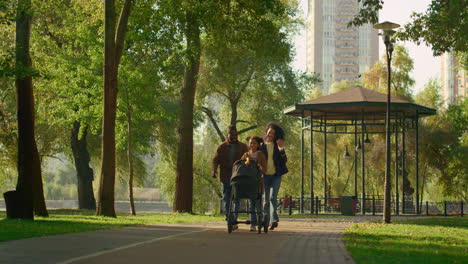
top-left (0, 200), bottom-right (172, 213)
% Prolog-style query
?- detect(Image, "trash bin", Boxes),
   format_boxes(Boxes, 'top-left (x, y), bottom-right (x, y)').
top-left (341, 196), bottom-right (357, 216)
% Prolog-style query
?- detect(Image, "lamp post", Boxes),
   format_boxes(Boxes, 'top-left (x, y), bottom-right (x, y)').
top-left (373, 21), bottom-right (399, 224)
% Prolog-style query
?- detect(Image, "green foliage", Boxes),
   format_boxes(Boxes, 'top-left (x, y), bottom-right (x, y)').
top-left (415, 78), bottom-right (441, 109)
top-left (351, 0), bottom-right (468, 68)
top-left (363, 45), bottom-right (414, 100)
top-left (416, 86), bottom-right (467, 201)
top-left (344, 218), bottom-right (468, 264)
top-left (330, 79), bottom-right (362, 93)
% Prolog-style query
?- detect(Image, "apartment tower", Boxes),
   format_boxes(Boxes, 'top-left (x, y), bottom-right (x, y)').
top-left (440, 52), bottom-right (467, 106)
top-left (307, 0), bottom-right (379, 94)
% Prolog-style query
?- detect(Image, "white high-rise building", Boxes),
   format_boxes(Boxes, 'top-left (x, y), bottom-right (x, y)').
top-left (441, 52), bottom-right (467, 106)
top-left (306, 0), bottom-right (379, 94)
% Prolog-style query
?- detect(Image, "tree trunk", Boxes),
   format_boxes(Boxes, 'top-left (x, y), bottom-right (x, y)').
top-left (71, 121), bottom-right (96, 210)
top-left (97, 0), bottom-right (118, 217)
top-left (10, 0), bottom-right (44, 219)
top-left (230, 98), bottom-right (238, 127)
top-left (32, 142), bottom-right (48, 216)
top-left (97, 0), bottom-right (133, 217)
top-left (174, 11), bottom-right (200, 213)
top-left (127, 110), bottom-right (136, 216)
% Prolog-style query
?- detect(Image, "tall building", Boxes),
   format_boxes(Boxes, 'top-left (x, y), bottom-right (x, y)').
top-left (306, 0), bottom-right (379, 94)
top-left (440, 52), bottom-right (467, 106)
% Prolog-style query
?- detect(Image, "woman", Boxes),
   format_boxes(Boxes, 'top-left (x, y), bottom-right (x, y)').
top-left (241, 136), bottom-right (266, 231)
top-left (260, 122), bottom-right (288, 230)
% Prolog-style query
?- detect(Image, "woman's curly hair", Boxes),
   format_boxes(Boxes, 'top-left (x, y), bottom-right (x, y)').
top-left (264, 122), bottom-right (285, 141)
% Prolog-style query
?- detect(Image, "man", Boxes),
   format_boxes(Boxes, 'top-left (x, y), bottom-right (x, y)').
top-left (260, 122), bottom-right (288, 231)
top-left (212, 125), bottom-right (248, 230)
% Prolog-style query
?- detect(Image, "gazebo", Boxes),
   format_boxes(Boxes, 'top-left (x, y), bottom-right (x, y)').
top-left (283, 86), bottom-right (436, 214)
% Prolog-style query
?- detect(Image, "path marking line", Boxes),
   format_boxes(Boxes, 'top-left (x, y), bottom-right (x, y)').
top-left (58, 228), bottom-right (208, 264)
top-left (125, 226), bottom-right (196, 232)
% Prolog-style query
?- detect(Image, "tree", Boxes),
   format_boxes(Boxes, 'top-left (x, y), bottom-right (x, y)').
top-left (416, 81), bottom-right (467, 202)
top-left (415, 78), bottom-right (441, 109)
top-left (174, 7), bottom-right (201, 213)
top-left (351, 0), bottom-right (468, 67)
top-left (97, 0), bottom-right (134, 217)
top-left (363, 45), bottom-right (415, 100)
top-left (197, 0), bottom-right (298, 142)
top-left (330, 79), bottom-right (362, 93)
top-left (70, 122), bottom-right (96, 209)
top-left (8, 0), bottom-right (48, 219)
top-left (33, 0), bottom-right (104, 210)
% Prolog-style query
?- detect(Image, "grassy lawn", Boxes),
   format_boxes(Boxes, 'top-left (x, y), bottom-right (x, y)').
top-left (344, 217), bottom-right (468, 264)
top-left (0, 209), bottom-right (223, 242)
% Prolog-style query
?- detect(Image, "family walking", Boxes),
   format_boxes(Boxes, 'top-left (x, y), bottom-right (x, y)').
top-left (211, 123), bottom-right (288, 232)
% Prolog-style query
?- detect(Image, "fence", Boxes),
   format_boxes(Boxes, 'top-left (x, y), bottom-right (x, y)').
top-left (276, 196), bottom-right (465, 216)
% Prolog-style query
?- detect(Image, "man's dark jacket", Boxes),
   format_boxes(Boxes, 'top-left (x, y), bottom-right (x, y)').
top-left (260, 141), bottom-right (288, 176)
top-left (212, 141), bottom-right (248, 183)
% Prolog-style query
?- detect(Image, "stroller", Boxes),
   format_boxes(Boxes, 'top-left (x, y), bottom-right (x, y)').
top-left (227, 159), bottom-right (268, 234)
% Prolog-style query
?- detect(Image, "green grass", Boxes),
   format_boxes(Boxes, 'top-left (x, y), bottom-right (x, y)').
top-left (0, 209), bottom-right (223, 242)
top-left (344, 218), bottom-right (468, 264)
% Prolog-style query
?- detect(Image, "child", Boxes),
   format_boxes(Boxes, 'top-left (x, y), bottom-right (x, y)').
top-left (241, 136), bottom-right (266, 231)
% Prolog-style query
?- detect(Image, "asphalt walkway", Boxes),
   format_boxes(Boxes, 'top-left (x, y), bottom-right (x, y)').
top-left (0, 215), bottom-right (415, 264)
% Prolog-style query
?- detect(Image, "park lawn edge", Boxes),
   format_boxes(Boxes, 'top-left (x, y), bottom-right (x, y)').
top-left (0, 209), bottom-right (224, 242)
top-left (343, 217), bottom-right (468, 264)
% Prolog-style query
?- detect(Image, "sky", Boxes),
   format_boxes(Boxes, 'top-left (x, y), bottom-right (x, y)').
top-left (292, 0), bottom-right (439, 94)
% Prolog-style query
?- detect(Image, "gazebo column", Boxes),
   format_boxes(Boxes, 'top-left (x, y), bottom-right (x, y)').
top-left (416, 111), bottom-right (419, 214)
top-left (395, 114), bottom-right (399, 215)
top-left (361, 111), bottom-right (366, 215)
top-left (402, 119), bottom-right (406, 213)
top-left (301, 115), bottom-right (304, 213)
top-left (324, 117), bottom-right (328, 212)
top-left (354, 118), bottom-right (358, 198)
top-left (310, 116), bottom-right (314, 214)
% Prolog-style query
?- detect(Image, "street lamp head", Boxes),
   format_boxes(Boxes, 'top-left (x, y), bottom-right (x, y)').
top-left (375, 21), bottom-right (400, 44)
top-left (373, 21), bottom-right (400, 31)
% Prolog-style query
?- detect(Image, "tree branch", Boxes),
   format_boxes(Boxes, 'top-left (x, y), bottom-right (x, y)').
top-left (201, 107), bottom-right (225, 142)
top-left (213, 88), bottom-right (230, 99)
top-left (238, 125), bottom-right (257, 135)
top-left (115, 0), bottom-right (134, 66)
top-left (236, 120), bottom-right (249, 124)
top-left (234, 69), bottom-right (255, 101)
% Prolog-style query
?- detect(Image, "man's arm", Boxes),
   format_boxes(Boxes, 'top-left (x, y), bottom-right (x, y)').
top-left (211, 146), bottom-right (220, 178)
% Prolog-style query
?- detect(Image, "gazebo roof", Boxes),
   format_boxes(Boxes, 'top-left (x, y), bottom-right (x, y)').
top-left (284, 86), bottom-right (436, 120)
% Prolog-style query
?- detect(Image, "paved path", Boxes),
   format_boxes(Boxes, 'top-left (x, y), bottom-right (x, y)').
top-left (2, 215), bottom-right (424, 264)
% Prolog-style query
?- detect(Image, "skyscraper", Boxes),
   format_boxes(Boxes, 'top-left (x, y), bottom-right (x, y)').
top-left (440, 52), bottom-right (467, 106)
top-left (306, 0), bottom-right (379, 94)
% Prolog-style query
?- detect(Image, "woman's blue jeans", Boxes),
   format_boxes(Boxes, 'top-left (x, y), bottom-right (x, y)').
top-left (249, 199), bottom-right (262, 226)
top-left (263, 174), bottom-right (282, 224)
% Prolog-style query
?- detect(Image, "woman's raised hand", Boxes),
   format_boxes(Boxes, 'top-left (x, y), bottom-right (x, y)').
top-left (277, 138), bottom-right (285, 149)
